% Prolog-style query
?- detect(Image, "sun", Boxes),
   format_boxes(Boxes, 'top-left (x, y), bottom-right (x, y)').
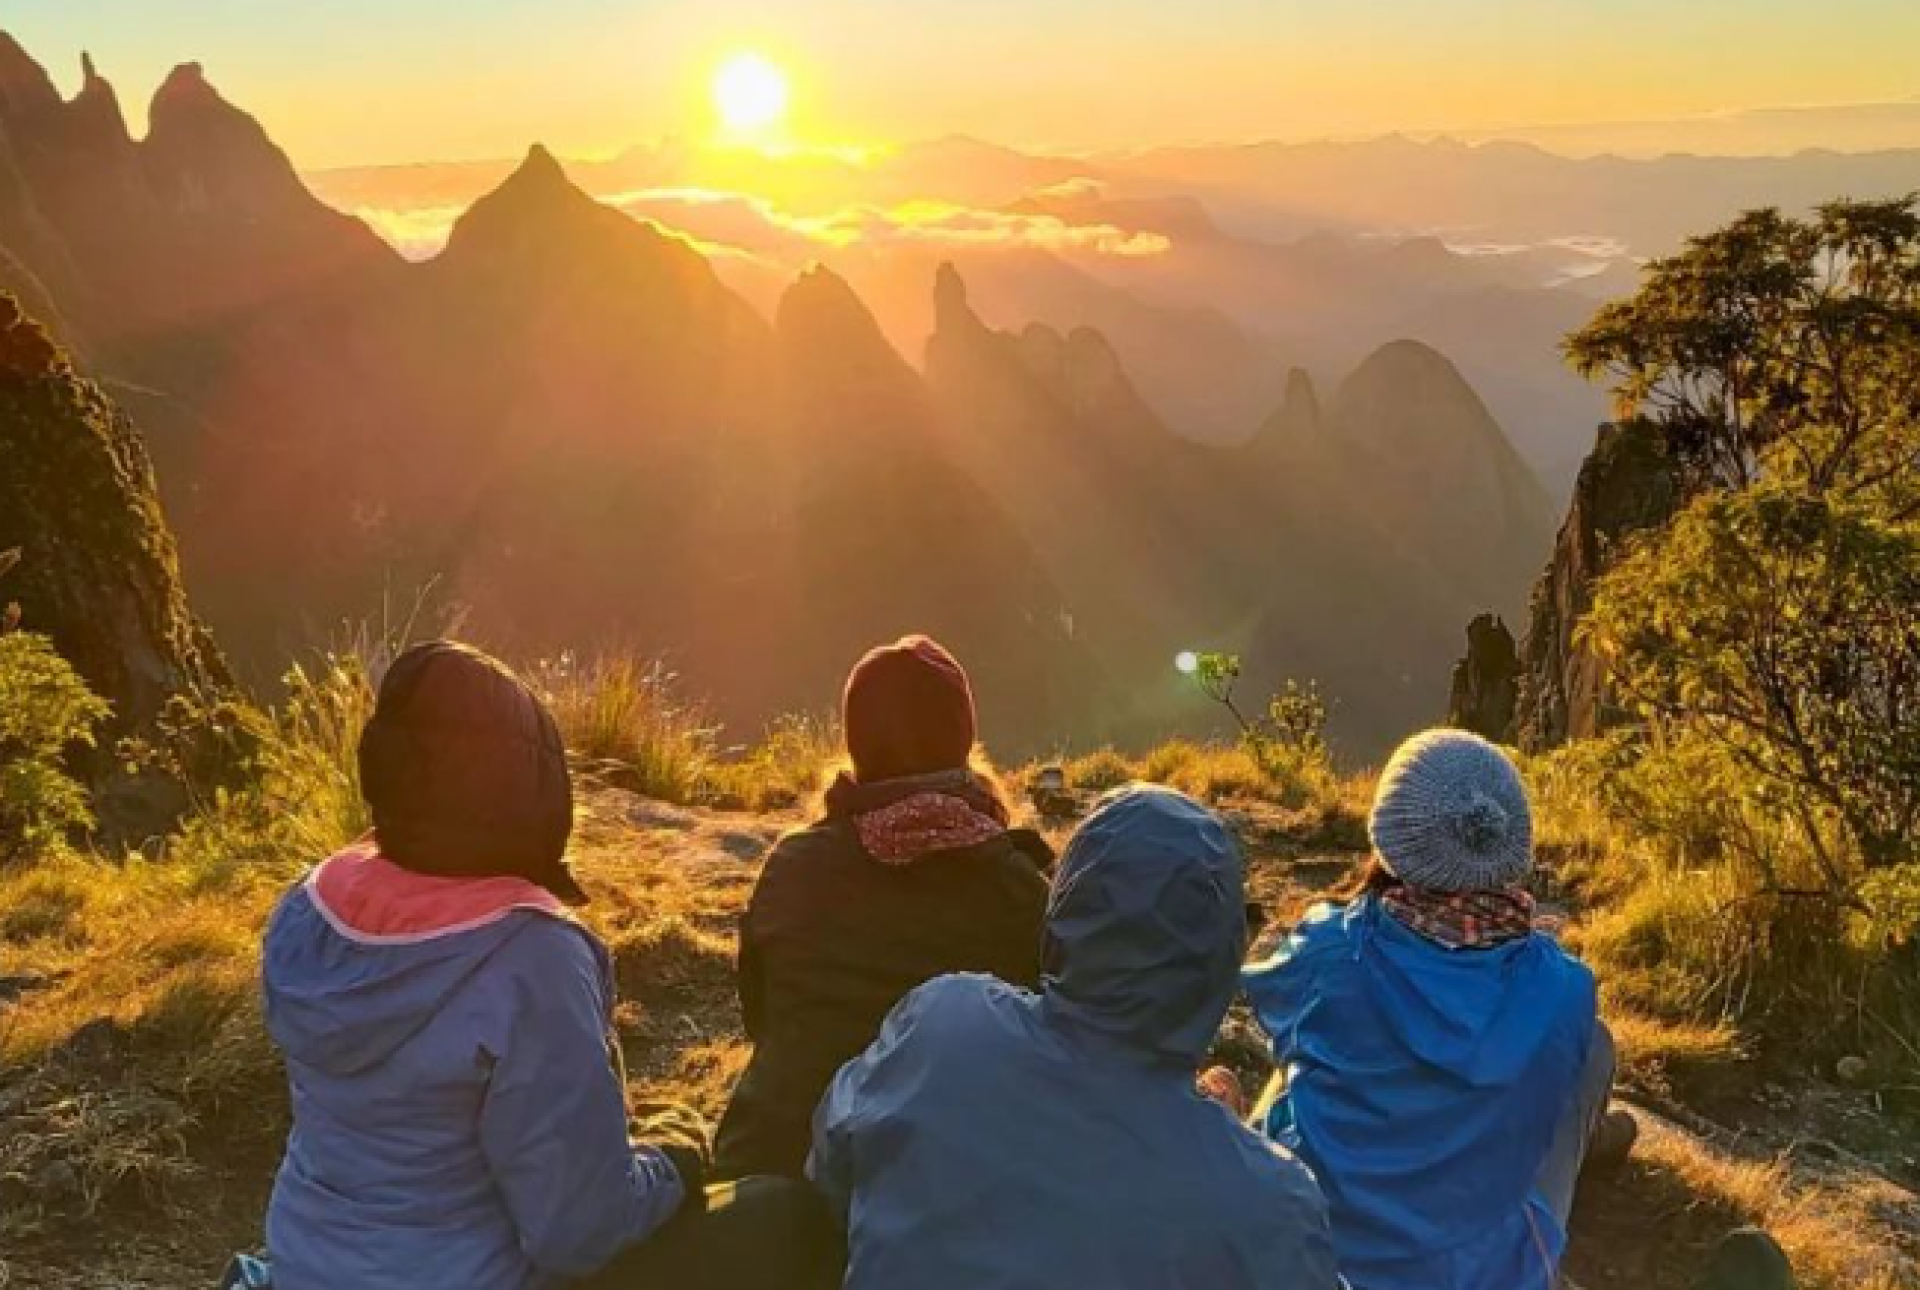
top-left (712, 52), bottom-right (790, 135)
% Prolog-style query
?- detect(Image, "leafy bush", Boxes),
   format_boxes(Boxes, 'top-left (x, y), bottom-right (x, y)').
top-left (0, 631), bottom-right (110, 861)
top-left (1587, 485), bottom-right (1920, 880)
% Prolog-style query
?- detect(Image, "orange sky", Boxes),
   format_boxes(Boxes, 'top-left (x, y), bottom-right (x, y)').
top-left (11, 1), bottom-right (1920, 167)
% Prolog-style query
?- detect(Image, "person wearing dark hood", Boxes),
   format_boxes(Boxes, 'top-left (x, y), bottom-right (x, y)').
top-left (713, 635), bottom-right (1052, 1180)
top-left (807, 784), bottom-right (1340, 1290)
top-left (1243, 729), bottom-right (1613, 1290)
top-left (259, 641), bottom-right (830, 1290)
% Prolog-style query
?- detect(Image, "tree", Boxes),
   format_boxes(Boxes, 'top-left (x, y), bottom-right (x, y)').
top-left (1571, 196), bottom-right (1920, 888)
top-left (1586, 485), bottom-right (1920, 877)
top-left (1567, 197), bottom-right (1920, 501)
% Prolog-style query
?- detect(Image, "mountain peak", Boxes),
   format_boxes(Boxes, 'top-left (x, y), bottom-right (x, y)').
top-left (481, 143), bottom-right (586, 208)
top-left (0, 31), bottom-right (60, 118)
top-left (0, 293), bottom-right (69, 379)
top-left (71, 51), bottom-right (132, 144)
top-left (517, 142), bottom-right (565, 182)
top-left (932, 261), bottom-right (980, 335)
top-left (152, 61), bottom-right (219, 113)
top-left (780, 262), bottom-right (861, 317)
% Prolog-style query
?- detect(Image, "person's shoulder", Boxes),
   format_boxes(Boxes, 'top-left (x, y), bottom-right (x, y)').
top-left (886, 971), bottom-right (1031, 1046)
top-left (1530, 929), bottom-right (1600, 995)
top-left (757, 819), bottom-right (859, 879)
top-left (486, 909), bottom-right (610, 988)
top-left (1232, 1130), bottom-right (1333, 1220)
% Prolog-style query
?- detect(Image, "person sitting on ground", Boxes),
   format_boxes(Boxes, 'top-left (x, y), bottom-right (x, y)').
top-left (259, 641), bottom-right (827, 1290)
top-left (1243, 728), bottom-right (1619, 1290)
top-left (713, 635), bottom-right (1052, 1180)
top-left (809, 784), bottom-right (1341, 1290)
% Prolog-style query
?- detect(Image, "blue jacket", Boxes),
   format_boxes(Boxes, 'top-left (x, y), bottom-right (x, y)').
top-left (1244, 896), bottom-right (1597, 1290)
top-left (262, 846), bottom-right (685, 1290)
top-left (810, 786), bottom-right (1340, 1290)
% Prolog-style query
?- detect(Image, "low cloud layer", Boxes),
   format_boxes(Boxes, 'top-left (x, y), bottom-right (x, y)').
top-left (351, 187), bottom-right (1169, 267)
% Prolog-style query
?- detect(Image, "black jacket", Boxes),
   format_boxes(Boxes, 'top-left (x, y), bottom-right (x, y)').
top-left (714, 818), bottom-right (1052, 1179)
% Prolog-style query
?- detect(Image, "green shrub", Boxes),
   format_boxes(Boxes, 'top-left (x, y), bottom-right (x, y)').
top-left (0, 631), bottom-right (110, 861)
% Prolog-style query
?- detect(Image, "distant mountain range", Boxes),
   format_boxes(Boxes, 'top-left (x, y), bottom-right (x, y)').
top-left (304, 127), bottom-right (1920, 493)
top-left (8, 31), bottom-right (1852, 756)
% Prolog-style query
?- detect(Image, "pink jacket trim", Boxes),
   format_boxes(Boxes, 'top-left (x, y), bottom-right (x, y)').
top-left (307, 840), bottom-right (568, 946)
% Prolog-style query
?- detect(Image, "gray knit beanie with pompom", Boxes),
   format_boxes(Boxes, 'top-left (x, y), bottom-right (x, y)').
top-left (1368, 729), bottom-right (1532, 892)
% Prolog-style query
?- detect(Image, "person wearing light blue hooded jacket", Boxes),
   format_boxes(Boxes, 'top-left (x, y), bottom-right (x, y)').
top-left (1245, 730), bottom-right (1609, 1290)
top-left (809, 783), bottom-right (1340, 1290)
top-left (260, 642), bottom-right (699, 1290)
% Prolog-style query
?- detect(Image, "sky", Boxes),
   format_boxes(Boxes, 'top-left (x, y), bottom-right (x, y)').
top-left (9, 1), bottom-right (1920, 168)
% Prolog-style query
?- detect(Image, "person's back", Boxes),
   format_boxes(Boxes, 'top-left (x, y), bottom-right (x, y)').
top-left (810, 786), bottom-right (1339, 1290)
top-left (265, 851), bottom-right (679, 1289)
top-left (262, 642), bottom-right (690, 1290)
top-left (716, 636), bottom-right (1050, 1179)
top-left (1245, 729), bottom-right (1604, 1290)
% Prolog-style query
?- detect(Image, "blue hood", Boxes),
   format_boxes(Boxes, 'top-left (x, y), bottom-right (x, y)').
top-left (263, 887), bottom-right (543, 1077)
top-left (1042, 785), bottom-right (1246, 1064)
top-left (1245, 895), bottom-right (1598, 1290)
top-left (1353, 900), bottom-right (1579, 1086)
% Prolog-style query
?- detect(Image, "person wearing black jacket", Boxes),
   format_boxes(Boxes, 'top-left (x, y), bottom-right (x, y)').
top-left (713, 636), bottom-right (1052, 1180)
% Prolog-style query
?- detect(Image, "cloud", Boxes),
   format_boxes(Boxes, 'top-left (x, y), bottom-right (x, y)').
top-left (804, 200), bottom-right (1171, 257)
top-left (349, 184), bottom-right (1172, 268)
top-left (350, 204), bottom-right (467, 260)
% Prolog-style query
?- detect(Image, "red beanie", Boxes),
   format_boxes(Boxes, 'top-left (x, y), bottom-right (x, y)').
top-left (842, 635), bottom-right (979, 783)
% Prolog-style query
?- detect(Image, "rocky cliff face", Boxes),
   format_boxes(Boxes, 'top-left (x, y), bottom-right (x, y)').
top-left (1447, 613), bottom-right (1520, 741)
top-left (0, 295), bottom-right (228, 837)
top-left (1474, 419), bottom-right (1684, 750)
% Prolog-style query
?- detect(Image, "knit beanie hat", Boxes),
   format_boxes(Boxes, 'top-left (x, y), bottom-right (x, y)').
top-left (842, 635), bottom-right (978, 783)
top-left (359, 640), bottom-right (586, 905)
top-left (1368, 729), bottom-right (1532, 892)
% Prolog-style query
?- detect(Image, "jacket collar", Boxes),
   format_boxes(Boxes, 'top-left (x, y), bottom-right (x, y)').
top-left (308, 840), bottom-right (568, 946)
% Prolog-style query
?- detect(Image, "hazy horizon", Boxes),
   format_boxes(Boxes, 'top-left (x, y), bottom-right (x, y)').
top-left (11, 1), bottom-right (1920, 169)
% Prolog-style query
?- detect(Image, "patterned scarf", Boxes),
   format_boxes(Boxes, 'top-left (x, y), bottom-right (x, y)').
top-left (1380, 882), bottom-right (1537, 950)
top-left (825, 769), bottom-right (1010, 865)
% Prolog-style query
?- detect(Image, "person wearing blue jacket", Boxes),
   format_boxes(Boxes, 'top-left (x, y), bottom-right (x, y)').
top-left (1244, 729), bottom-right (1611, 1290)
top-left (809, 783), bottom-right (1341, 1290)
top-left (261, 641), bottom-right (830, 1290)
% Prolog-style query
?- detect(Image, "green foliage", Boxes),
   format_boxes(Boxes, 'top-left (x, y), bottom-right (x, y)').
top-left (1567, 195), bottom-right (1920, 497)
top-left (1586, 486), bottom-right (1920, 878)
top-left (1178, 655), bottom-right (1339, 809)
top-left (1534, 736), bottom-right (1919, 1086)
top-left (0, 631), bottom-right (110, 860)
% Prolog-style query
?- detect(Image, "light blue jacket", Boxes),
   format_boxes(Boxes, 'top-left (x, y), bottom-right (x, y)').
top-left (1245, 896), bottom-right (1597, 1290)
top-left (261, 855), bottom-right (684, 1290)
top-left (810, 785), bottom-right (1340, 1290)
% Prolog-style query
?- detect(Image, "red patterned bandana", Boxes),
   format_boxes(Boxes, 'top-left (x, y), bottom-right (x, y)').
top-left (1380, 883), bottom-right (1537, 950)
top-left (854, 792), bottom-right (1007, 865)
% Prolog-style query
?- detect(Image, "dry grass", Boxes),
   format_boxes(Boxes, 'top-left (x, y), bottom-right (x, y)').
top-left (1628, 1113), bottom-right (1918, 1290)
top-left (540, 655), bottom-right (719, 805)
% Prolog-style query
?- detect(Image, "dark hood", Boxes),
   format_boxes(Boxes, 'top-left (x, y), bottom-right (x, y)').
top-left (1041, 785), bottom-right (1246, 1064)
